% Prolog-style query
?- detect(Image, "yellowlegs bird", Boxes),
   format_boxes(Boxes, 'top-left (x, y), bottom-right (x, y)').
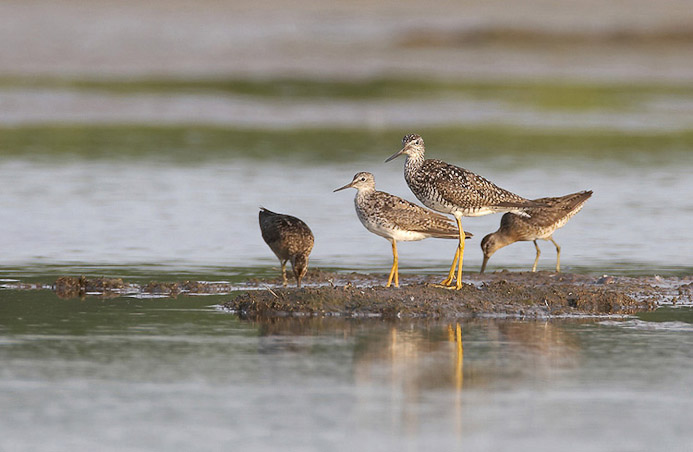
top-left (334, 172), bottom-right (472, 288)
top-left (259, 208), bottom-right (314, 288)
top-left (386, 133), bottom-right (541, 289)
top-left (480, 190), bottom-right (592, 273)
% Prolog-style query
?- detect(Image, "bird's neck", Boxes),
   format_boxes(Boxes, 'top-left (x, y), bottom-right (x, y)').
top-left (491, 231), bottom-right (516, 251)
top-left (354, 186), bottom-right (375, 204)
top-left (404, 152), bottom-right (425, 182)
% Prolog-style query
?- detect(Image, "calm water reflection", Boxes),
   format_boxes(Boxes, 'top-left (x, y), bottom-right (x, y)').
top-left (1, 290), bottom-right (691, 451)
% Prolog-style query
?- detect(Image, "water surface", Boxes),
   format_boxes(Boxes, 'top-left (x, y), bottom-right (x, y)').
top-left (1, 136), bottom-right (691, 278)
top-left (1, 290), bottom-right (691, 451)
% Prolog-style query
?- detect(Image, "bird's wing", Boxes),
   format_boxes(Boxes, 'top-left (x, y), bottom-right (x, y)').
top-left (524, 190), bottom-right (593, 226)
top-left (502, 190), bottom-right (593, 229)
top-left (428, 161), bottom-right (530, 209)
top-left (375, 191), bottom-right (458, 235)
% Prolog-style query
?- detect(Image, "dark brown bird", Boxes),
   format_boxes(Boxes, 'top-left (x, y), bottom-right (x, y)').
top-left (259, 207), bottom-right (314, 287)
top-left (480, 190), bottom-right (593, 273)
top-left (334, 172), bottom-right (471, 287)
top-left (386, 133), bottom-right (542, 289)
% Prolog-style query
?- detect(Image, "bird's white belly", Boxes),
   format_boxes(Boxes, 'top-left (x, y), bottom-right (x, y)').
top-left (423, 198), bottom-right (496, 218)
top-left (457, 206), bottom-right (496, 217)
top-left (419, 192), bottom-right (497, 218)
top-left (363, 221), bottom-right (427, 242)
top-left (421, 197), bottom-right (454, 214)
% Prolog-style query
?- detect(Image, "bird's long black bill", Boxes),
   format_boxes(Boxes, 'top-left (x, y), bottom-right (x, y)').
top-left (480, 256), bottom-right (489, 273)
top-left (333, 183), bottom-right (352, 192)
top-left (385, 147), bottom-right (406, 163)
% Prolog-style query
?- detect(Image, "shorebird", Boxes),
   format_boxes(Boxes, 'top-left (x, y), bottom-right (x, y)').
top-left (480, 190), bottom-right (592, 273)
top-left (386, 133), bottom-right (541, 289)
top-left (259, 207), bottom-right (314, 288)
top-left (334, 172), bottom-right (472, 288)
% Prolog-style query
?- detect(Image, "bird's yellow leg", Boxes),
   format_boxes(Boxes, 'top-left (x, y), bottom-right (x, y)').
top-left (454, 217), bottom-right (466, 290)
top-left (440, 247), bottom-right (459, 286)
top-left (549, 237), bottom-right (561, 272)
top-left (386, 240), bottom-right (399, 288)
top-left (394, 241), bottom-right (399, 287)
top-left (532, 240), bottom-right (541, 272)
top-left (281, 261), bottom-right (288, 286)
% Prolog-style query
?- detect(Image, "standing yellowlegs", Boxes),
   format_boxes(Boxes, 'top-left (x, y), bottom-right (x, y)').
top-left (334, 172), bottom-right (472, 288)
top-left (259, 208), bottom-right (314, 288)
top-left (481, 190), bottom-right (593, 273)
top-left (385, 133), bottom-right (541, 289)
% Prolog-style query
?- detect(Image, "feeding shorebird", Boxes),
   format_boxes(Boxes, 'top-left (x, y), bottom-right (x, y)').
top-left (334, 172), bottom-right (472, 288)
top-left (480, 190), bottom-right (592, 273)
top-left (259, 207), bottom-right (314, 288)
top-left (386, 133), bottom-right (541, 289)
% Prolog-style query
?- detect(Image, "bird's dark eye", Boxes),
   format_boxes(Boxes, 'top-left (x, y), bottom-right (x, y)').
top-left (360, 177), bottom-right (366, 181)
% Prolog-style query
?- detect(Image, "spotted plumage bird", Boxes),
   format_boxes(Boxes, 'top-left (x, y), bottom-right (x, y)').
top-left (334, 172), bottom-right (472, 288)
top-left (386, 133), bottom-right (542, 289)
top-left (480, 190), bottom-right (592, 273)
top-left (259, 208), bottom-right (314, 288)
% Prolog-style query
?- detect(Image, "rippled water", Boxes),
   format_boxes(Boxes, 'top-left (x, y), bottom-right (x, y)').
top-left (1, 291), bottom-right (691, 451)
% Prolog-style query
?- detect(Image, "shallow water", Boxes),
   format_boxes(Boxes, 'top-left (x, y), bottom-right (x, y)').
top-left (1, 290), bottom-right (691, 451)
top-left (1, 146), bottom-right (691, 278)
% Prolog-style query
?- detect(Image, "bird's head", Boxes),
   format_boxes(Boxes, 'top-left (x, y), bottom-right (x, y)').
top-left (480, 233), bottom-right (506, 273)
top-left (291, 254), bottom-right (309, 288)
top-left (385, 133), bottom-right (425, 162)
top-left (333, 171), bottom-right (376, 193)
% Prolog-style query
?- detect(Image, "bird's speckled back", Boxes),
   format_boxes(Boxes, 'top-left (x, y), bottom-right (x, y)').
top-left (259, 208), bottom-right (314, 260)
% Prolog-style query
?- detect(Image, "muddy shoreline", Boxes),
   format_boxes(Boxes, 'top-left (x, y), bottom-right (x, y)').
top-left (4, 269), bottom-right (690, 320)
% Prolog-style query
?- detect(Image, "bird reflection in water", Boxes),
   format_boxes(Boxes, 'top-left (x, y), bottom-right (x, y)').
top-left (249, 317), bottom-right (580, 441)
top-left (448, 323), bottom-right (464, 440)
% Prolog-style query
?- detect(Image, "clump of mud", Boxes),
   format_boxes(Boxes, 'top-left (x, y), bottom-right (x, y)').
top-left (55, 276), bottom-right (126, 298)
top-left (225, 278), bottom-right (653, 320)
top-left (246, 268), bottom-right (383, 288)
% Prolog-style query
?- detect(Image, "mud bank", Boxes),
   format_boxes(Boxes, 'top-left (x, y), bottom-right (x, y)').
top-left (27, 269), bottom-right (693, 319)
top-left (229, 276), bottom-right (653, 320)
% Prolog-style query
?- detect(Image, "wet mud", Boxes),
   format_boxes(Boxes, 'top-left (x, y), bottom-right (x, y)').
top-left (23, 269), bottom-right (693, 319)
top-left (231, 271), bottom-right (657, 319)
